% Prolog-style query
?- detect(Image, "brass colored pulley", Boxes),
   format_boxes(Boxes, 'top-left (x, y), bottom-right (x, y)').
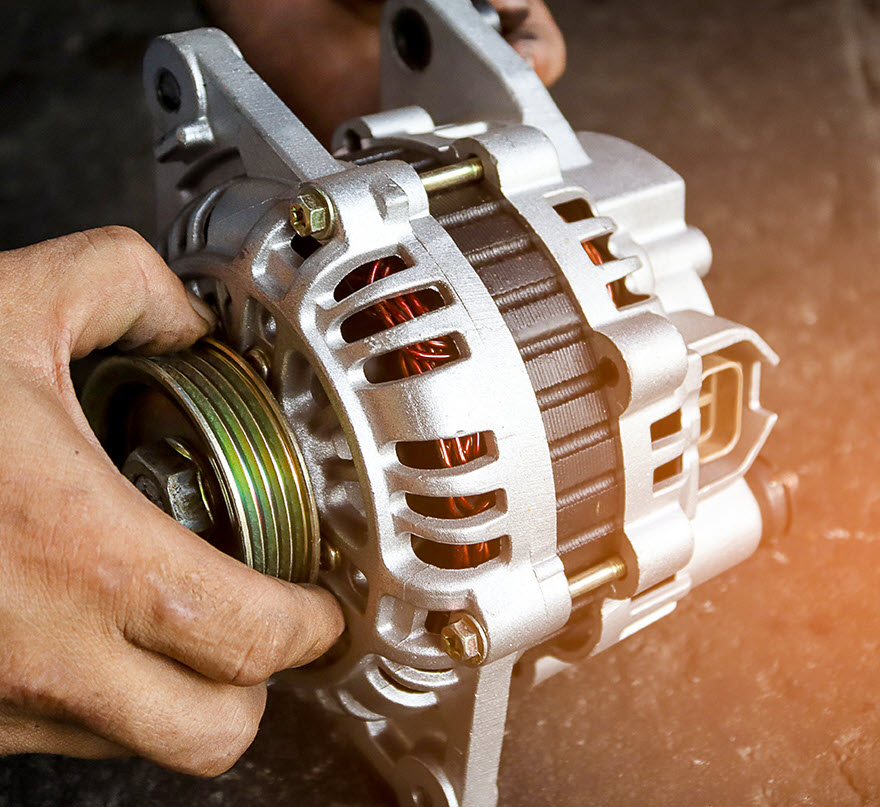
top-left (82, 338), bottom-right (321, 583)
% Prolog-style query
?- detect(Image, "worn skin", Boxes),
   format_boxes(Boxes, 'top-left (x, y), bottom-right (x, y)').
top-left (0, 0), bottom-right (565, 776)
top-left (0, 227), bottom-right (344, 773)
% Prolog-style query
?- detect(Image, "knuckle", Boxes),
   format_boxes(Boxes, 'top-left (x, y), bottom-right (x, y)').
top-left (175, 745), bottom-right (238, 778)
top-left (52, 227), bottom-right (159, 315)
top-left (93, 225), bottom-right (151, 255)
top-left (83, 226), bottom-right (163, 299)
top-left (97, 226), bottom-right (158, 297)
top-left (223, 618), bottom-right (292, 686)
top-left (0, 642), bottom-right (76, 720)
top-left (172, 691), bottom-right (263, 777)
top-left (136, 566), bottom-right (212, 644)
top-left (61, 226), bottom-right (135, 263)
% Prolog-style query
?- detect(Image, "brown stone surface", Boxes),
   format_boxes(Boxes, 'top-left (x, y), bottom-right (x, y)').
top-left (506, 1), bottom-right (880, 805)
top-left (1, 1), bottom-right (877, 805)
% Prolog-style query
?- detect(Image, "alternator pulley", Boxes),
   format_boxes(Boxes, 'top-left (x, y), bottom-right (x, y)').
top-left (82, 338), bottom-right (320, 582)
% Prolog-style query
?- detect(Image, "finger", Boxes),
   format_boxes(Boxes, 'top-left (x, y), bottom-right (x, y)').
top-left (0, 708), bottom-right (130, 760)
top-left (492, 0), bottom-right (567, 85)
top-left (58, 638), bottom-right (268, 776)
top-left (80, 463), bottom-right (345, 685)
top-left (0, 386), bottom-right (265, 775)
top-left (121, 500), bottom-right (346, 685)
top-left (132, 575), bottom-right (345, 685)
top-left (4, 365), bottom-right (344, 687)
top-left (0, 226), bottom-right (214, 368)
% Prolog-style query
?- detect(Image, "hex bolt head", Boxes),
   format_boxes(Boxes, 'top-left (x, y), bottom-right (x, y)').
top-left (290, 189), bottom-right (335, 240)
top-left (122, 440), bottom-right (214, 534)
top-left (440, 613), bottom-right (488, 666)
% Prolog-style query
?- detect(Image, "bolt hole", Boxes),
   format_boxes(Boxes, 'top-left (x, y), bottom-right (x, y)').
top-left (291, 234), bottom-right (320, 259)
top-left (348, 567), bottom-right (369, 599)
top-left (599, 357), bottom-right (619, 387)
top-left (260, 309), bottom-right (277, 341)
top-left (341, 129), bottom-right (362, 153)
top-left (392, 9), bottom-right (432, 72)
top-left (424, 610), bottom-right (451, 635)
top-left (156, 69), bottom-right (182, 113)
top-left (412, 787), bottom-right (433, 807)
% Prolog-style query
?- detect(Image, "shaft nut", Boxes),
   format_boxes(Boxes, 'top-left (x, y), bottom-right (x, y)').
top-left (440, 613), bottom-right (488, 666)
top-left (122, 440), bottom-right (213, 534)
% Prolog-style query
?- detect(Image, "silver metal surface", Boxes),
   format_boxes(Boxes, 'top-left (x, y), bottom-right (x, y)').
top-left (131, 3), bottom-right (781, 804)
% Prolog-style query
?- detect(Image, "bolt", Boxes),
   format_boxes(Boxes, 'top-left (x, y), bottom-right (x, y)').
top-left (244, 345), bottom-right (271, 382)
top-left (440, 613), bottom-right (487, 666)
top-left (289, 189), bottom-right (335, 240)
top-left (122, 440), bottom-right (214, 534)
top-left (133, 474), bottom-right (164, 508)
top-left (568, 554), bottom-right (627, 601)
top-left (418, 157), bottom-right (484, 195)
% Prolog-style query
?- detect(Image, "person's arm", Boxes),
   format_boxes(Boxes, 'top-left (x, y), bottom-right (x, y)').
top-left (0, 226), bottom-right (343, 773)
top-left (202, 0), bottom-right (567, 144)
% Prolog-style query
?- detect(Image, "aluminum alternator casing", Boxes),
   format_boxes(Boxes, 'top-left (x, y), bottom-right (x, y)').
top-left (137, 3), bottom-right (780, 805)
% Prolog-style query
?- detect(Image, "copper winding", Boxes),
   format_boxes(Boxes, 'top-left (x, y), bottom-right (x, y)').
top-left (348, 258), bottom-right (493, 568)
top-left (581, 239), bottom-right (604, 266)
top-left (582, 238), bottom-right (622, 304)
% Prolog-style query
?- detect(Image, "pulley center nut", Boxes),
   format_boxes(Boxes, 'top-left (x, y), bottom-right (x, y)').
top-left (122, 439), bottom-right (213, 534)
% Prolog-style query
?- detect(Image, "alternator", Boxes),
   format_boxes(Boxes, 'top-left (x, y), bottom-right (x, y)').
top-left (82, 2), bottom-right (787, 805)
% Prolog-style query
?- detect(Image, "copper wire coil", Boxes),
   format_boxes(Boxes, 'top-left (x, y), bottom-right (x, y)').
top-left (347, 259), bottom-right (494, 567)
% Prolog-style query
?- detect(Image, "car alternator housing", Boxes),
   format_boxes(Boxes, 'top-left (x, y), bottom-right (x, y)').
top-left (85, 2), bottom-right (785, 805)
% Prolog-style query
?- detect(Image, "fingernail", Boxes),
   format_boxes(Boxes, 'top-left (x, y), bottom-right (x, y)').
top-left (187, 290), bottom-right (217, 330)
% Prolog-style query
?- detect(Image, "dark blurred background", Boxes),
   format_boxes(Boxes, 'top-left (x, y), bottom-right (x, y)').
top-left (2, 0), bottom-right (880, 805)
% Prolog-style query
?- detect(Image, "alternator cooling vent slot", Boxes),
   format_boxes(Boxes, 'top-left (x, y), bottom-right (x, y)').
top-left (341, 288), bottom-right (445, 343)
top-left (405, 490), bottom-right (500, 520)
top-left (336, 144), bottom-right (626, 578)
top-left (334, 255), bottom-right (409, 301)
top-left (411, 535), bottom-right (504, 569)
top-left (396, 431), bottom-right (492, 469)
top-left (364, 334), bottom-right (462, 383)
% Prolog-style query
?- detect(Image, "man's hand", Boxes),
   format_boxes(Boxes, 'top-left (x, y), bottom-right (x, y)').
top-left (0, 227), bottom-right (344, 774)
top-left (203, 0), bottom-right (567, 145)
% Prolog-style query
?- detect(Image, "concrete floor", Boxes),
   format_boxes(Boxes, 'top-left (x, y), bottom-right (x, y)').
top-left (1, 0), bottom-right (876, 805)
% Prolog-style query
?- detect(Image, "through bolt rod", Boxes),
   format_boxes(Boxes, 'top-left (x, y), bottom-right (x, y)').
top-left (568, 555), bottom-right (627, 601)
top-left (419, 157), bottom-right (484, 194)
